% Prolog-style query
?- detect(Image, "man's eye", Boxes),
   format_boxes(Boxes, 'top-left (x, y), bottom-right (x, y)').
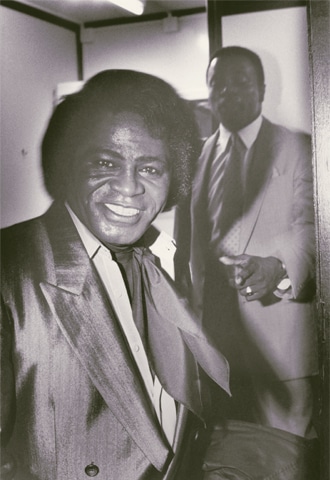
top-left (210, 81), bottom-right (225, 93)
top-left (140, 166), bottom-right (160, 176)
top-left (84, 158), bottom-right (119, 175)
top-left (236, 78), bottom-right (253, 89)
top-left (97, 159), bottom-right (113, 168)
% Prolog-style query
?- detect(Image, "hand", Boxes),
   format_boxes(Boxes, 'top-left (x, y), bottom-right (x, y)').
top-left (219, 254), bottom-right (285, 301)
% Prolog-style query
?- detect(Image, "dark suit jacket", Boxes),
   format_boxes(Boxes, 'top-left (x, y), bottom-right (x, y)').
top-left (176, 117), bottom-right (317, 383)
top-left (1, 202), bottom-right (228, 480)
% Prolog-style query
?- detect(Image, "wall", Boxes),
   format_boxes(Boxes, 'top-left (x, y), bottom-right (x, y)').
top-left (83, 7), bottom-right (310, 130)
top-left (82, 13), bottom-right (209, 100)
top-left (222, 6), bottom-right (310, 133)
top-left (0, 6), bottom-right (78, 228)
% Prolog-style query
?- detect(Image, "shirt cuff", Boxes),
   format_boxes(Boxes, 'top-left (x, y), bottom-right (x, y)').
top-left (274, 263), bottom-right (293, 299)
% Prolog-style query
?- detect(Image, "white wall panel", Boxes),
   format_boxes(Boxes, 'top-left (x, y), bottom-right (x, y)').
top-left (0, 6), bottom-right (78, 227)
top-left (83, 13), bottom-right (209, 100)
top-left (222, 7), bottom-right (310, 133)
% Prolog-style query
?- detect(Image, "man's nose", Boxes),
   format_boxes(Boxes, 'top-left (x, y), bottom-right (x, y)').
top-left (110, 170), bottom-right (144, 197)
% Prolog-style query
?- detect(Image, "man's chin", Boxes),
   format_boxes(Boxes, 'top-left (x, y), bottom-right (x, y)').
top-left (98, 225), bottom-right (148, 248)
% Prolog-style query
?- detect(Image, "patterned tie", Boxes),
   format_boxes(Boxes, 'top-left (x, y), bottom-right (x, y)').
top-left (208, 133), bottom-right (247, 256)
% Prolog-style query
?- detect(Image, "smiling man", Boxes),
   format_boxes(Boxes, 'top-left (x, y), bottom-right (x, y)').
top-left (0, 70), bottom-right (230, 480)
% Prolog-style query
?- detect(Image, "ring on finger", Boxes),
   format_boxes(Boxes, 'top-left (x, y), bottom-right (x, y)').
top-left (246, 286), bottom-right (253, 296)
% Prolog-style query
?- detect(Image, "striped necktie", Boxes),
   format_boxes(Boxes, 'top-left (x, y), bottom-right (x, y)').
top-left (208, 133), bottom-right (247, 256)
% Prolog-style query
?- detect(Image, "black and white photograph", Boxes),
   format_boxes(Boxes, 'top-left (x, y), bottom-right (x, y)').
top-left (1, 1), bottom-right (329, 479)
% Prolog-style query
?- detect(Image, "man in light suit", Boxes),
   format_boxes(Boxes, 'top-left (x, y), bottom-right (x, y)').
top-left (175, 47), bottom-right (318, 478)
top-left (0, 70), bottom-right (230, 480)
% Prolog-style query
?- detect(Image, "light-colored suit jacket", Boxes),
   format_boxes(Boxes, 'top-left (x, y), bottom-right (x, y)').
top-left (189, 117), bottom-right (317, 382)
top-left (1, 202), bottom-right (229, 480)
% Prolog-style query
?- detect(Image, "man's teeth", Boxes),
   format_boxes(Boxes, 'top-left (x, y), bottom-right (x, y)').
top-left (105, 204), bottom-right (139, 217)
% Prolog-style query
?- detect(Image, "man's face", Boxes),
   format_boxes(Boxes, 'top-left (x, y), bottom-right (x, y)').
top-left (66, 111), bottom-right (171, 247)
top-left (207, 55), bottom-right (265, 131)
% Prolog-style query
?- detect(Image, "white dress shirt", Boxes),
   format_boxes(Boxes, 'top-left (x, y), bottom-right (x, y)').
top-left (66, 205), bottom-right (177, 447)
top-left (217, 115), bottom-right (263, 191)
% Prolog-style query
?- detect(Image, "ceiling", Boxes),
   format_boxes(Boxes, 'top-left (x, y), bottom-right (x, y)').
top-left (15, 0), bottom-right (206, 24)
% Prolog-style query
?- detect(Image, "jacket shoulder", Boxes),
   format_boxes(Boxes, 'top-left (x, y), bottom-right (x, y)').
top-left (200, 130), bottom-right (219, 156)
top-left (262, 118), bottom-right (311, 146)
top-left (1, 216), bottom-right (45, 254)
top-left (259, 118), bottom-right (312, 168)
top-left (1, 215), bottom-right (50, 288)
top-left (194, 130), bottom-right (219, 178)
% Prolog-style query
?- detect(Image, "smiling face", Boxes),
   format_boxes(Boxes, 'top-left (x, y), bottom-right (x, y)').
top-left (66, 111), bottom-right (171, 247)
top-left (207, 54), bottom-right (265, 131)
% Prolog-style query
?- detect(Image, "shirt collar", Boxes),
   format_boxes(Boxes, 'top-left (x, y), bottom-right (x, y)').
top-left (65, 203), bottom-right (105, 259)
top-left (218, 115), bottom-right (263, 150)
top-left (65, 203), bottom-right (176, 267)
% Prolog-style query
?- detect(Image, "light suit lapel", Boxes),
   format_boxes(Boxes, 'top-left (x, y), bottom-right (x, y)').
top-left (40, 204), bottom-right (170, 471)
top-left (240, 119), bottom-right (281, 252)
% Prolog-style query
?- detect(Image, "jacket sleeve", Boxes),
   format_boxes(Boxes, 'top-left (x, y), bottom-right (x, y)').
top-left (272, 133), bottom-right (315, 300)
top-left (1, 296), bottom-right (16, 479)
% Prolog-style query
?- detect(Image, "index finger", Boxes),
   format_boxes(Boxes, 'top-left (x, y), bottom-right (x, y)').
top-left (219, 255), bottom-right (249, 266)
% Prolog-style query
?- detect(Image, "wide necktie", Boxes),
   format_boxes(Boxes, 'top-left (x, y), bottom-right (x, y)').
top-left (208, 133), bottom-right (247, 256)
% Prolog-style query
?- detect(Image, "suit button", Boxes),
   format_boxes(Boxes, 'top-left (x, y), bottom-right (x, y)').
top-left (85, 463), bottom-right (99, 477)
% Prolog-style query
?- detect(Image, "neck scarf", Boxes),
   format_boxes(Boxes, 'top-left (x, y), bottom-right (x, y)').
top-left (111, 245), bottom-right (230, 419)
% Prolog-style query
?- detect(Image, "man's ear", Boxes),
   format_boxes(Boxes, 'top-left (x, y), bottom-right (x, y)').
top-left (259, 83), bottom-right (266, 103)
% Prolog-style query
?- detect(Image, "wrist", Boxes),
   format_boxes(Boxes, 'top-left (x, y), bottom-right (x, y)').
top-left (269, 257), bottom-right (286, 281)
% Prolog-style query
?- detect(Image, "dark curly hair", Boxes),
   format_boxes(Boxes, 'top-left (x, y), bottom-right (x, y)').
top-left (41, 69), bottom-right (200, 210)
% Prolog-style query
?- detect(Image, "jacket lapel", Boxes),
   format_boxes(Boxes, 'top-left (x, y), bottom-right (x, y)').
top-left (192, 130), bottom-right (219, 213)
top-left (190, 131), bottom-right (219, 315)
top-left (163, 406), bottom-right (189, 480)
top-left (40, 203), bottom-right (170, 471)
top-left (240, 119), bottom-right (280, 252)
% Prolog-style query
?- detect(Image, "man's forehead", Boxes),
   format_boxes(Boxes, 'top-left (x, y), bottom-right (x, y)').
top-left (210, 54), bottom-right (254, 72)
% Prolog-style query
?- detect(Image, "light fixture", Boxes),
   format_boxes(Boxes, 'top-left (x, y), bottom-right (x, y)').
top-left (108, 0), bottom-right (145, 16)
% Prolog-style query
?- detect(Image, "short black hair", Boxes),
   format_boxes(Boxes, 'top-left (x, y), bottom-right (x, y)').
top-left (207, 46), bottom-right (265, 86)
top-left (42, 69), bottom-right (200, 209)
